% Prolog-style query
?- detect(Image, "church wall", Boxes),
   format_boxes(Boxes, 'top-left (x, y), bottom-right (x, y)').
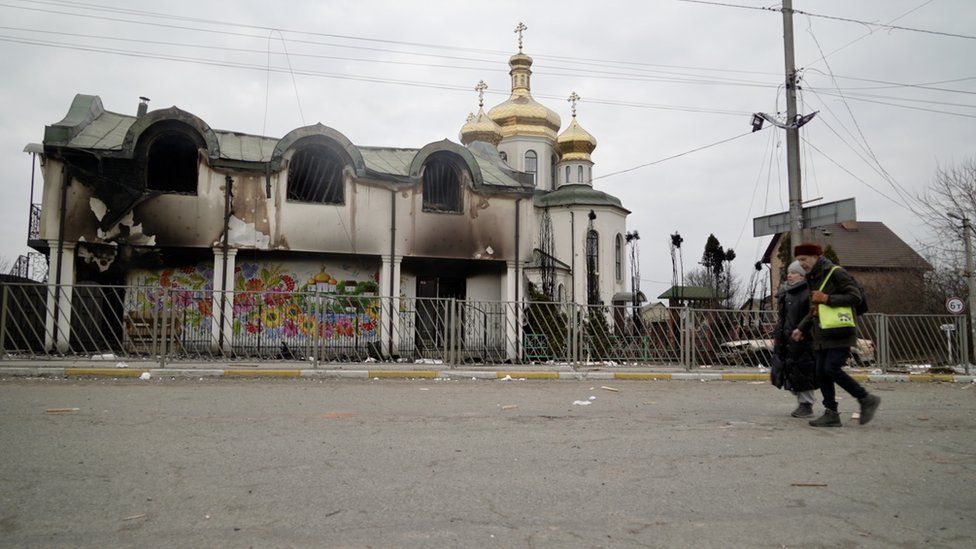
top-left (497, 136), bottom-right (556, 190)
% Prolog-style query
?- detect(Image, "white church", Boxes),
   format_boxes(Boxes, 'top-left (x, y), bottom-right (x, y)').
top-left (29, 26), bottom-right (634, 360)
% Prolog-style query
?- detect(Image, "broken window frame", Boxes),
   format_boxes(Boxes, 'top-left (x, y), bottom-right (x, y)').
top-left (285, 144), bottom-right (346, 205)
top-left (422, 153), bottom-right (465, 214)
top-left (140, 121), bottom-right (203, 195)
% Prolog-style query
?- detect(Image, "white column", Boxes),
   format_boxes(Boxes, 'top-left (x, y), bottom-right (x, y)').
top-left (503, 261), bottom-right (518, 361)
top-left (379, 255), bottom-right (403, 357)
top-left (211, 248), bottom-right (237, 353)
top-left (44, 241), bottom-right (75, 352)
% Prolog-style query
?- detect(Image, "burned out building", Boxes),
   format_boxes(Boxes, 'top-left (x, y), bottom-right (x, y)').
top-left (27, 38), bottom-right (632, 360)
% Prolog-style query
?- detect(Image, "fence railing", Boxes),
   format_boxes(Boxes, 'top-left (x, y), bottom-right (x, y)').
top-left (0, 282), bottom-right (970, 372)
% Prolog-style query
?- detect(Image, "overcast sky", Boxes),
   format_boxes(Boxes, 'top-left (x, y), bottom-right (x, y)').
top-left (1, 0), bottom-right (973, 301)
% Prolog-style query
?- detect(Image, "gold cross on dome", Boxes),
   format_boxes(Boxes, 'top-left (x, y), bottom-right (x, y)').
top-left (475, 80), bottom-right (488, 108)
top-left (568, 91), bottom-right (580, 117)
top-left (514, 22), bottom-right (527, 51)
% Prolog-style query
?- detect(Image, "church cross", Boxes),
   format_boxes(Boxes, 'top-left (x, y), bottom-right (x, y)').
top-left (475, 80), bottom-right (488, 108)
top-left (514, 22), bottom-right (527, 51)
top-left (568, 91), bottom-right (580, 118)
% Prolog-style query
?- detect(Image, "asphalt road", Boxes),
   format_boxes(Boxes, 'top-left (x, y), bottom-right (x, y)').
top-left (1, 377), bottom-right (974, 548)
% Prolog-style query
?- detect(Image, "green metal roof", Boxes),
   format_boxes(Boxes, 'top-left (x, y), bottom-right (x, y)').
top-left (43, 94), bottom-right (531, 190)
top-left (533, 184), bottom-right (629, 212)
top-left (657, 285), bottom-right (724, 300)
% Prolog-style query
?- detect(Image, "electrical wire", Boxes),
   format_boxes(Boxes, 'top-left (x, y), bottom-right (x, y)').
top-left (594, 129), bottom-right (765, 181)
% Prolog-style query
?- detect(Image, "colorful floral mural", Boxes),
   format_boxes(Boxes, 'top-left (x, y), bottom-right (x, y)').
top-left (127, 261), bottom-right (381, 353)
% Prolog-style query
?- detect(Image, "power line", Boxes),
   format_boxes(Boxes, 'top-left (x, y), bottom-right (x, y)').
top-left (0, 34), bottom-right (753, 118)
top-left (676, 0), bottom-right (976, 40)
top-left (594, 129), bottom-right (764, 181)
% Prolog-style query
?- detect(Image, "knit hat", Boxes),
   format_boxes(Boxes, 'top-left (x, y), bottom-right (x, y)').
top-left (787, 260), bottom-right (806, 276)
top-left (793, 242), bottom-right (823, 257)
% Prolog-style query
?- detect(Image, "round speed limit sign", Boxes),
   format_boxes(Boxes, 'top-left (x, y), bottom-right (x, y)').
top-left (947, 297), bottom-right (965, 315)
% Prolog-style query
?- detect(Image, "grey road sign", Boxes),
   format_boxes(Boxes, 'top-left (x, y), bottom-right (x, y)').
top-left (753, 198), bottom-right (856, 237)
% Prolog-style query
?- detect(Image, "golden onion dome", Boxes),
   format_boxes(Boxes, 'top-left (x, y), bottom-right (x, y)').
top-left (487, 52), bottom-right (561, 141)
top-left (558, 118), bottom-right (597, 161)
top-left (459, 107), bottom-right (503, 146)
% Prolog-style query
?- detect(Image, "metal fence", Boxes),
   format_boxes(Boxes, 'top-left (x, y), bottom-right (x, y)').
top-left (1, 282), bottom-right (970, 372)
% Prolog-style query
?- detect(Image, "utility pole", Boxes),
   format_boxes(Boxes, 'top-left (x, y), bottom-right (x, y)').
top-left (949, 212), bottom-right (975, 374)
top-left (782, 0), bottom-right (804, 257)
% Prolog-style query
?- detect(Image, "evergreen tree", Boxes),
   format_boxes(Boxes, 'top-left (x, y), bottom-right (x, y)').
top-left (824, 244), bottom-right (841, 265)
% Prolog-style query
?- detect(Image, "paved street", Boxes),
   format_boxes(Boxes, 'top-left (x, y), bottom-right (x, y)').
top-left (1, 377), bottom-right (974, 548)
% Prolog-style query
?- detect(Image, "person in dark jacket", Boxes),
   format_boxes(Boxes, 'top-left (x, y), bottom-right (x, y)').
top-left (792, 242), bottom-right (881, 427)
top-left (773, 260), bottom-right (818, 417)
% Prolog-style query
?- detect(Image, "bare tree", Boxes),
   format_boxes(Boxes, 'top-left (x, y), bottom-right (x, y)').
top-left (916, 158), bottom-right (976, 260)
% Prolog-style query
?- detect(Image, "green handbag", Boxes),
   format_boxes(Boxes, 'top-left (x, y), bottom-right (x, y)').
top-left (817, 267), bottom-right (856, 329)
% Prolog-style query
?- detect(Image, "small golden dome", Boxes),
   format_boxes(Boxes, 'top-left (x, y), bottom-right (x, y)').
top-left (460, 107), bottom-right (503, 146)
top-left (558, 118), bottom-right (597, 161)
top-left (558, 92), bottom-right (596, 161)
top-left (487, 52), bottom-right (561, 141)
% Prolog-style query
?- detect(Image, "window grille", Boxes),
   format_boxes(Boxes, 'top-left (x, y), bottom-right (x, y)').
top-left (422, 156), bottom-right (463, 213)
top-left (286, 145), bottom-right (345, 204)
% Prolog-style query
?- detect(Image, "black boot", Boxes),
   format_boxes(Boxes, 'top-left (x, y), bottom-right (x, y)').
top-left (791, 403), bottom-right (814, 418)
top-left (809, 409), bottom-right (841, 427)
top-left (858, 394), bottom-right (881, 425)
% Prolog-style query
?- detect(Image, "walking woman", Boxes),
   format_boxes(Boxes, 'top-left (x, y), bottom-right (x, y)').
top-left (773, 260), bottom-right (818, 417)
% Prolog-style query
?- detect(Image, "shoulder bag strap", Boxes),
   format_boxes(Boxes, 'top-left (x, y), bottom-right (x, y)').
top-left (818, 266), bottom-right (838, 292)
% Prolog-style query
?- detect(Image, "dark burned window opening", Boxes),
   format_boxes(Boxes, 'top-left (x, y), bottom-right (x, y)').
top-left (144, 126), bottom-right (201, 195)
top-left (286, 145), bottom-right (345, 204)
top-left (422, 154), bottom-right (464, 213)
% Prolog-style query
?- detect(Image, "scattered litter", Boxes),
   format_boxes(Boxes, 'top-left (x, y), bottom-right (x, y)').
top-left (757, 366), bottom-right (769, 373)
top-left (419, 388), bottom-right (430, 391)
top-left (139, 372), bottom-right (151, 381)
top-left (414, 358), bottom-right (444, 365)
top-left (373, 377), bottom-right (380, 381)
top-left (917, 417), bottom-right (930, 421)
top-left (588, 395), bottom-right (596, 401)
top-left (121, 513), bottom-right (146, 521)
top-left (502, 405), bottom-right (519, 411)
top-left (851, 412), bottom-right (860, 421)
top-left (364, 357), bottom-right (377, 363)
top-left (791, 483), bottom-right (828, 487)
top-left (572, 400), bottom-right (591, 406)
top-left (46, 407), bottom-right (79, 414)
top-left (870, 369), bottom-right (883, 375)
top-left (699, 365), bottom-right (712, 369)
top-left (600, 386), bottom-right (619, 392)
top-left (472, 377), bottom-right (477, 381)
top-left (205, 515), bottom-right (211, 520)
top-left (115, 362), bottom-right (129, 369)
top-left (500, 375), bottom-right (514, 381)
top-left (748, 381), bottom-right (764, 385)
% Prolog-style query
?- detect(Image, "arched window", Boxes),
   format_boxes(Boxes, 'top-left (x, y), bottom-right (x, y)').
top-left (286, 144), bottom-right (345, 204)
top-left (550, 154), bottom-right (558, 189)
top-left (586, 229), bottom-right (600, 304)
top-left (615, 234), bottom-right (623, 281)
top-left (499, 151), bottom-right (508, 162)
top-left (557, 283), bottom-right (565, 303)
top-left (141, 122), bottom-right (202, 194)
top-left (422, 153), bottom-right (464, 213)
top-left (524, 150), bottom-right (538, 184)
top-left (587, 166), bottom-right (592, 183)
top-left (578, 165), bottom-right (584, 183)
top-left (565, 166), bottom-right (571, 184)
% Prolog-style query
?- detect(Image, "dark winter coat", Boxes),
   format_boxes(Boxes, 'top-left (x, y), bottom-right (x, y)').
top-left (797, 257), bottom-right (863, 350)
top-left (774, 280), bottom-right (817, 392)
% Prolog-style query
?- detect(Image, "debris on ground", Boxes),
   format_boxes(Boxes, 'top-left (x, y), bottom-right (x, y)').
top-left (139, 372), bottom-right (151, 381)
top-left (501, 405), bottom-right (518, 411)
top-left (414, 359), bottom-right (444, 365)
top-left (851, 412), bottom-right (861, 421)
top-left (500, 375), bottom-right (514, 381)
top-left (572, 400), bottom-right (591, 406)
top-left (588, 395), bottom-right (596, 401)
top-left (790, 483), bottom-right (828, 487)
top-left (46, 407), bottom-right (79, 413)
top-left (115, 362), bottom-right (129, 368)
top-left (600, 386), bottom-right (619, 392)
top-left (364, 357), bottom-right (377, 363)
top-left (122, 514), bottom-right (146, 521)
top-left (918, 417), bottom-right (930, 421)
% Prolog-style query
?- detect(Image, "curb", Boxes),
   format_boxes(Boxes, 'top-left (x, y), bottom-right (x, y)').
top-left (2, 367), bottom-right (973, 384)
